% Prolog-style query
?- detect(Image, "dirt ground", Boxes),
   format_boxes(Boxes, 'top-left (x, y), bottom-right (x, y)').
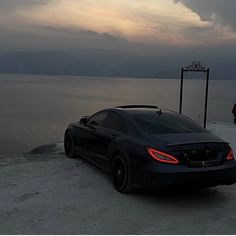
top-left (1, 142), bottom-right (236, 234)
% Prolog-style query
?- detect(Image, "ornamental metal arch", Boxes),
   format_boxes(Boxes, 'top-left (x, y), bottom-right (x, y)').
top-left (179, 61), bottom-right (210, 128)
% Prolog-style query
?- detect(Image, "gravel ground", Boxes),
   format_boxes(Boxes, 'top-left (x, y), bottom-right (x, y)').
top-left (0, 123), bottom-right (236, 234)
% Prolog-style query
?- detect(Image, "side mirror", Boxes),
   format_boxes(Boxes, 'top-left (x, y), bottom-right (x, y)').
top-left (80, 117), bottom-right (89, 125)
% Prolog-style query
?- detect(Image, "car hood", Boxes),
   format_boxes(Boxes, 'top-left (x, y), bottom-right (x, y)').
top-left (150, 132), bottom-right (226, 146)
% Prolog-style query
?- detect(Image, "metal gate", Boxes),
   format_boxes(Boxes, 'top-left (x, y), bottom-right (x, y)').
top-left (179, 61), bottom-right (210, 128)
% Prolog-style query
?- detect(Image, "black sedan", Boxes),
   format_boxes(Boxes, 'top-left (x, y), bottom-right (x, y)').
top-left (64, 105), bottom-right (236, 193)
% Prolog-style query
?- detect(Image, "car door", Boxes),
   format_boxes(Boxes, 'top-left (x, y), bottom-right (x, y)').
top-left (92, 111), bottom-right (127, 168)
top-left (76, 111), bottom-right (109, 163)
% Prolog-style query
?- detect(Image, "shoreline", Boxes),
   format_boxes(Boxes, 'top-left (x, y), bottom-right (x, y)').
top-left (3, 121), bottom-right (236, 156)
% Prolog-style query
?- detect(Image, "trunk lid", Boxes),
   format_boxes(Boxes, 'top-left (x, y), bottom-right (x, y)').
top-left (151, 133), bottom-right (225, 146)
top-left (151, 133), bottom-right (228, 167)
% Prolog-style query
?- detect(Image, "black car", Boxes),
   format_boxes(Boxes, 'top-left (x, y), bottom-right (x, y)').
top-left (64, 105), bottom-right (236, 193)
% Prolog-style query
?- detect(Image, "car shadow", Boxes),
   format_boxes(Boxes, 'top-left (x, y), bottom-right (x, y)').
top-left (73, 155), bottom-right (231, 208)
top-left (132, 186), bottom-right (230, 208)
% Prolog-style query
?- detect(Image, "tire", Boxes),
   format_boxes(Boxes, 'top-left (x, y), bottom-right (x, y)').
top-left (111, 155), bottom-right (133, 193)
top-left (64, 130), bottom-right (76, 158)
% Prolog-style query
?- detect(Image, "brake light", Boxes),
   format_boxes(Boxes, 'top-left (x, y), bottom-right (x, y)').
top-left (227, 148), bottom-right (234, 160)
top-left (147, 147), bottom-right (179, 164)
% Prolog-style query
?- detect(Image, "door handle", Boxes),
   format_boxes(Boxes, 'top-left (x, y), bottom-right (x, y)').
top-left (91, 127), bottom-right (96, 132)
top-left (89, 125), bottom-right (96, 132)
top-left (111, 134), bottom-right (117, 139)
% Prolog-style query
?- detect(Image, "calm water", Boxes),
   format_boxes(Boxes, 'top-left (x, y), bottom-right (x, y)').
top-left (0, 74), bottom-right (235, 153)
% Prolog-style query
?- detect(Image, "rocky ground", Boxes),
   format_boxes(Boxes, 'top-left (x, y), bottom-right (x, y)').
top-left (0, 122), bottom-right (236, 234)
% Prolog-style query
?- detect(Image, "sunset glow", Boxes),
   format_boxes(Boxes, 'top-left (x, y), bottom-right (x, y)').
top-left (0, 0), bottom-right (235, 48)
top-left (11, 0), bottom-right (234, 45)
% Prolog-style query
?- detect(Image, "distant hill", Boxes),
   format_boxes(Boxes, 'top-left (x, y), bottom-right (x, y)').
top-left (0, 50), bottom-right (235, 79)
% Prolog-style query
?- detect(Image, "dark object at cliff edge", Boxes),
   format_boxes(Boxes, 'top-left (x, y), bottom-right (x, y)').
top-left (232, 104), bottom-right (236, 125)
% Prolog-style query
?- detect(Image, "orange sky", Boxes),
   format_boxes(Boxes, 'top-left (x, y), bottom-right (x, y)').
top-left (3, 0), bottom-right (236, 46)
top-left (16, 0), bottom-right (209, 45)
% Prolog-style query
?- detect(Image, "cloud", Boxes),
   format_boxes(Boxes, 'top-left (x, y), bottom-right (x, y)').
top-left (0, 0), bottom-right (51, 9)
top-left (0, 24), bottom-right (136, 54)
top-left (174, 0), bottom-right (236, 31)
top-left (0, 0), bottom-right (236, 48)
top-left (3, 0), bottom-right (205, 45)
top-left (0, 0), bottom-right (56, 34)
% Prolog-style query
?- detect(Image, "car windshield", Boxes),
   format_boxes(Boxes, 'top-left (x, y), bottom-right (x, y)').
top-left (133, 112), bottom-right (208, 135)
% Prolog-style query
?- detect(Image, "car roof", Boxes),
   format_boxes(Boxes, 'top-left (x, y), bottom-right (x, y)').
top-left (114, 105), bottom-right (175, 116)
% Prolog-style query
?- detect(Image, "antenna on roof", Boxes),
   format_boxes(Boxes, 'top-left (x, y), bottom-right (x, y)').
top-left (157, 108), bottom-right (162, 116)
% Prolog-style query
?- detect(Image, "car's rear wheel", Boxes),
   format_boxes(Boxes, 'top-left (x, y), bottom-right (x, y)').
top-left (64, 130), bottom-right (76, 158)
top-left (111, 155), bottom-right (133, 193)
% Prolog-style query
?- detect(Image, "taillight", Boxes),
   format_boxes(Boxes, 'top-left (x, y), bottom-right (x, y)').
top-left (227, 147), bottom-right (235, 160)
top-left (147, 147), bottom-right (179, 164)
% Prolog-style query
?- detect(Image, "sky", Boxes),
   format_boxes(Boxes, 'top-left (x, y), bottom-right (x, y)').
top-left (1, 0), bottom-right (236, 47)
top-left (0, 0), bottom-right (236, 78)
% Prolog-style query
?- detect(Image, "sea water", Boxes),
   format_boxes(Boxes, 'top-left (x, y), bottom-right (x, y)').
top-left (0, 74), bottom-right (235, 153)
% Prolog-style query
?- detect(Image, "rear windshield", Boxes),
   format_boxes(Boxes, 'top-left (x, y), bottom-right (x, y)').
top-left (133, 112), bottom-right (208, 135)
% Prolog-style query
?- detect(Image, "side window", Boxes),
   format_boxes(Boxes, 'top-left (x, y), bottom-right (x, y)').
top-left (102, 112), bottom-right (127, 133)
top-left (88, 111), bottom-right (108, 126)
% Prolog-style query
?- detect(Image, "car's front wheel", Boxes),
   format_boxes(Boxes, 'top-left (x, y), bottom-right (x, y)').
top-left (111, 155), bottom-right (133, 193)
top-left (64, 130), bottom-right (76, 158)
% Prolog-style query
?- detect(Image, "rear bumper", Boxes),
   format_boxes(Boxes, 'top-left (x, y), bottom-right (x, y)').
top-left (133, 160), bottom-right (236, 189)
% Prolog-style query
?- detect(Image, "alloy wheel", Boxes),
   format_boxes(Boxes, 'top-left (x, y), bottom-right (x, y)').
top-left (111, 156), bottom-right (128, 191)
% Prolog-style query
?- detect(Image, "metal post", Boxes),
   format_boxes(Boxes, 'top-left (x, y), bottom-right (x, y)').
top-left (179, 68), bottom-right (184, 114)
top-left (203, 68), bottom-right (210, 128)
